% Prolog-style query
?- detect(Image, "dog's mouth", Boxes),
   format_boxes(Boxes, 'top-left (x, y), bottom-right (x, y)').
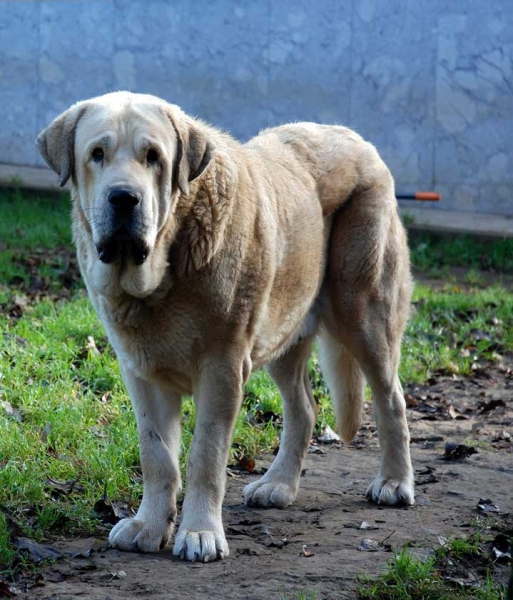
top-left (97, 227), bottom-right (150, 266)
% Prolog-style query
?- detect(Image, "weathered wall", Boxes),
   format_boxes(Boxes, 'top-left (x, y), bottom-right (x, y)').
top-left (1, 0), bottom-right (512, 214)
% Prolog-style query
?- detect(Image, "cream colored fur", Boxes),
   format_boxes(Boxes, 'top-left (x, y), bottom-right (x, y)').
top-left (37, 92), bottom-right (414, 563)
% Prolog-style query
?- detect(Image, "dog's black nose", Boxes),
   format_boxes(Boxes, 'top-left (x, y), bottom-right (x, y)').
top-left (108, 188), bottom-right (140, 215)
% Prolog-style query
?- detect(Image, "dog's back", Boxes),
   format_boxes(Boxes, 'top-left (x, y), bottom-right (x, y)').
top-left (248, 122), bottom-right (412, 448)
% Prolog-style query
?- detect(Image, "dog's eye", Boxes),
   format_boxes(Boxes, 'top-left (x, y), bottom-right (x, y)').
top-left (91, 147), bottom-right (104, 163)
top-left (146, 149), bottom-right (159, 166)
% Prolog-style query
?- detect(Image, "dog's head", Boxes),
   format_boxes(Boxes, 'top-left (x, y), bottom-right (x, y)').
top-left (37, 92), bottom-right (231, 297)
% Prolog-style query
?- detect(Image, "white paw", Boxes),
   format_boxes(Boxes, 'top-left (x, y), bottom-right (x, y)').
top-left (109, 517), bottom-right (174, 553)
top-left (243, 479), bottom-right (297, 508)
top-left (366, 474), bottom-right (415, 506)
top-left (173, 524), bottom-right (228, 563)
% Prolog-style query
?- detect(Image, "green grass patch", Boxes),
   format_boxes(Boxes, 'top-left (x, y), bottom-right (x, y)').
top-left (357, 542), bottom-right (507, 600)
top-left (401, 283), bottom-right (513, 383)
top-left (408, 231), bottom-right (513, 275)
top-left (0, 187), bottom-right (71, 250)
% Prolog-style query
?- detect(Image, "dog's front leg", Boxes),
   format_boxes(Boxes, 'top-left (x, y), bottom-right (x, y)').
top-left (173, 359), bottom-right (242, 562)
top-left (109, 368), bottom-right (181, 552)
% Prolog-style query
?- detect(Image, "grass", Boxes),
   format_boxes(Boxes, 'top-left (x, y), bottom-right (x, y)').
top-left (1, 188), bottom-right (513, 598)
top-left (401, 283), bottom-right (513, 383)
top-left (408, 230), bottom-right (513, 275)
top-left (280, 592), bottom-right (317, 600)
top-left (445, 534), bottom-right (481, 560)
top-left (357, 541), bottom-right (508, 600)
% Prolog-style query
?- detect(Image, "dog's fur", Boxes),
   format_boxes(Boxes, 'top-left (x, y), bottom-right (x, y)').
top-left (37, 92), bottom-right (414, 563)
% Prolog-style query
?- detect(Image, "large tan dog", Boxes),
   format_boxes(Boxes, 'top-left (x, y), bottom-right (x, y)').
top-left (37, 92), bottom-right (414, 563)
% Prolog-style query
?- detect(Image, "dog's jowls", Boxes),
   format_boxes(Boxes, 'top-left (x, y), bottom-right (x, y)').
top-left (37, 92), bottom-right (414, 563)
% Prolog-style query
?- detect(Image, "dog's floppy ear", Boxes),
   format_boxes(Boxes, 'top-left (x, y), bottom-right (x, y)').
top-left (164, 108), bottom-right (215, 196)
top-left (36, 103), bottom-right (88, 187)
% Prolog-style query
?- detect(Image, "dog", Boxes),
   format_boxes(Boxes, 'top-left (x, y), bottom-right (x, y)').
top-left (37, 92), bottom-right (414, 563)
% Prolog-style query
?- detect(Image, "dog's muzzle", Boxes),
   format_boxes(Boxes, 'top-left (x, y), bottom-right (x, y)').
top-left (96, 187), bottom-right (150, 266)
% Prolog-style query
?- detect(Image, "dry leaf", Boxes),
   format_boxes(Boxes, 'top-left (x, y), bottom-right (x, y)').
top-left (300, 545), bottom-right (315, 557)
top-left (40, 422), bottom-right (52, 444)
top-left (477, 498), bottom-right (500, 514)
top-left (358, 538), bottom-right (380, 552)
top-left (359, 521), bottom-right (379, 530)
top-left (86, 336), bottom-right (101, 357)
top-left (316, 424), bottom-right (341, 444)
top-left (237, 455), bottom-right (256, 473)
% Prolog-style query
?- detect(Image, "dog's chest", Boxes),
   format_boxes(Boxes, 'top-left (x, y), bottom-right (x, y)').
top-left (98, 296), bottom-right (198, 393)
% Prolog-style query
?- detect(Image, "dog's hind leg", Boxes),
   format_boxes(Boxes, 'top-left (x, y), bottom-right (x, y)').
top-left (321, 179), bottom-right (414, 506)
top-left (243, 337), bottom-right (317, 508)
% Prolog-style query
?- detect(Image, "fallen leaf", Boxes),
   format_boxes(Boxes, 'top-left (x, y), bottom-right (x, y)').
top-left (1, 401), bottom-right (23, 422)
top-left (491, 534), bottom-right (511, 562)
top-left (2, 334), bottom-right (28, 347)
top-left (469, 329), bottom-right (493, 342)
top-left (40, 422), bottom-right (52, 444)
top-left (86, 336), bottom-right (101, 357)
top-left (493, 430), bottom-right (511, 442)
top-left (46, 477), bottom-right (80, 498)
top-left (45, 570), bottom-right (67, 583)
top-left (307, 445), bottom-right (325, 454)
top-left (410, 435), bottom-right (444, 443)
top-left (477, 498), bottom-right (500, 514)
top-left (248, 408), bottom-right (281, 425)
top-left (71, 549), bottom-right (93, 559)
top-left (316, 424), bottom-right (341, 444)
top-left (13, 294), bottom-right (28, 308)
top-left (14, 538), bottom-right (63, 563)
top-left (0, 582), bottom-right (16, 597)
top-left (359, 521), bottom-right (379, 530)
top-left (93, 494), bottom-right (132, 524)
top-left (478, 399), bottom-right (506, 414)
top-left (304, 505), bottom-right (322, 513)
top-left (443, 442), bottom-right (478, 461)
top-left (108, 571), bottom-right (127, 582)
top-left (358, 538), bottom-right (380, 552)
top-left (300, 545), bottom-right (315, 557)
top-left (264, 538), bottom-right (288, 549)
top-left (28, 574), bottom-right (45, 589)
top-left (416, 402), bottom-right (439, 414)
top-left (471, 422), bottom-right (484, 434)
top-left (405, 393), bottom-right (418, 408)
top-left (416, 472), bottom-right (437, 485)
top-left (454, 308), bottom-right (478, 322)
top-left (236, 454), bottom-right (256, 473)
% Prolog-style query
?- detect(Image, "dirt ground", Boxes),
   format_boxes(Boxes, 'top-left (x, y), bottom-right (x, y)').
top-left (8, 356), bottom-right (512, 600)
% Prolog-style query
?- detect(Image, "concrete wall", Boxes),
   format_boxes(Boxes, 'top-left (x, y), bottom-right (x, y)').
top-left (1, 0), bottom-right (512, 215)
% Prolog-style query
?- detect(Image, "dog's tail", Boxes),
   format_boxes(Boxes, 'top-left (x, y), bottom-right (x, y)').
top-left (317, 331), bottom-right (365, 444)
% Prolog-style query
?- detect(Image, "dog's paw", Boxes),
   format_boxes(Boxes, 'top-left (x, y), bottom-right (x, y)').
top-left (243, 479), bottom-right (297, 508)
top-left (109, 517), bottom-right (173, 553)
top-left (173, 526), bottom-right (229, 563)
top-left (366, 475), bottom-right (415, 506)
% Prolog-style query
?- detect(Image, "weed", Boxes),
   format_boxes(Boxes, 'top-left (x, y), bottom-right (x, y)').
top-left (444, 534), bottom-right (481, 559)
top-left (357, 544), bottom-right (507, 600)
top-left (466, 268), bottom-right (486, 287)
top-left (280, 592), bottom-right (317, 600)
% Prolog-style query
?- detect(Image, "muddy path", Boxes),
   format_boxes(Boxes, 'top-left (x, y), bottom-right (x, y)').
top-left (10, 356), bottom-right (512, 600)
